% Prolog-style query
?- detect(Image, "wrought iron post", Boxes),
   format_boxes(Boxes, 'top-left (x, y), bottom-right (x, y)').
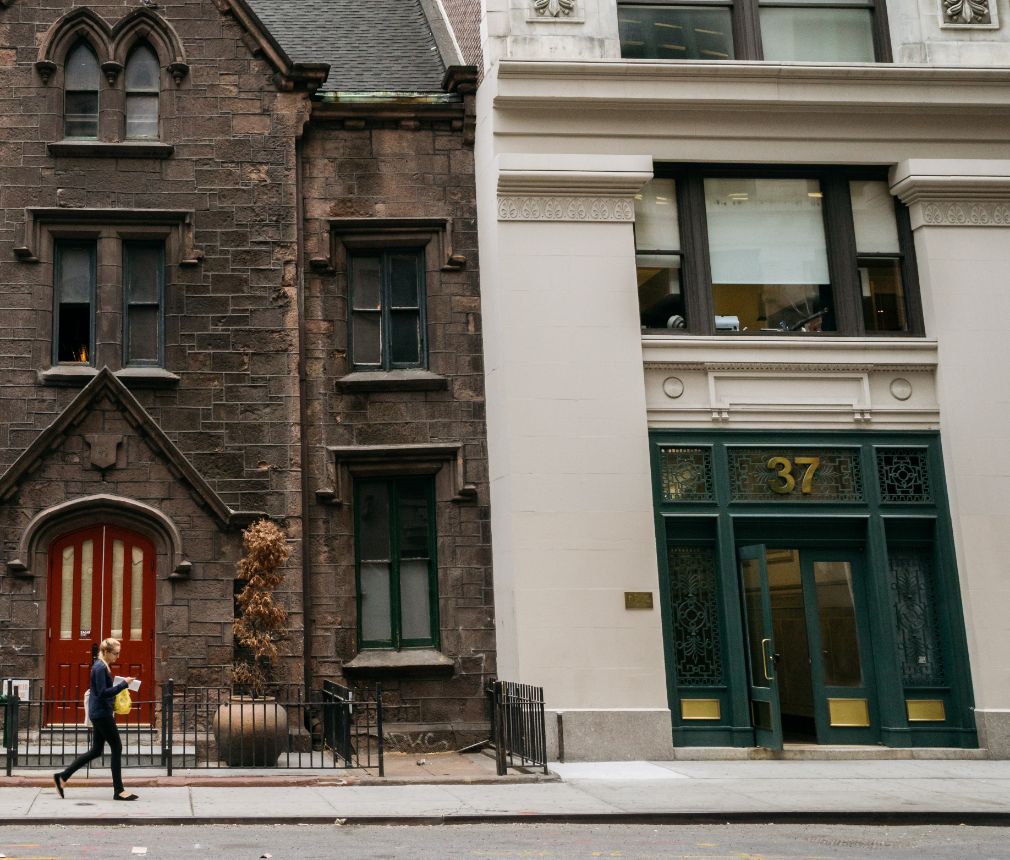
top-left (375, 683), bottom-right (384, 778)
top-left (164, 679), bottom-right (174, 776)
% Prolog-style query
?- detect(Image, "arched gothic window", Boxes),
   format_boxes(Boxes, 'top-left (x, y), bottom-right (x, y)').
top-left (124, 44), bottom-right (160, 139)
top-left (64, 42), bottom-right (100, 138)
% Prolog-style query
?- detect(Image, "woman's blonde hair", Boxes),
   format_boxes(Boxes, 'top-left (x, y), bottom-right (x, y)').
top-left (99, 637), bottom-right (121, 656)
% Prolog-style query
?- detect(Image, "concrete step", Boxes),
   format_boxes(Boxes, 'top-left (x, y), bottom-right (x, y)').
top-left (668, 746), bottom-right (989, 761)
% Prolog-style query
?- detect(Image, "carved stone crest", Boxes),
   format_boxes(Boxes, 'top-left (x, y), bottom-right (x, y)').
top-left (941, 0), bottom-right (997, 26)
top-left (84, 434), bottom-right (123, 470)
top-left (533, 0), bottom-right (575, 17)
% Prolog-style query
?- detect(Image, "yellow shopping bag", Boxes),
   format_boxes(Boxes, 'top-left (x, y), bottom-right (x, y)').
top-left (113, 688), bottom-right (132, 716)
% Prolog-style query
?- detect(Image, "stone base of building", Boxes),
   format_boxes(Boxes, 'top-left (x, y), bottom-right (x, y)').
top-left (974, 710), bottom-right (1010, 758)
top-left (546, 709), bottom-right (673, 761)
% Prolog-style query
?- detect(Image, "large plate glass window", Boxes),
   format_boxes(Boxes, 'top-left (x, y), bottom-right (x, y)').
top-left (636, 168), bottom-right (921, 337)
top-left (618, 0), bottom-right (887, 61)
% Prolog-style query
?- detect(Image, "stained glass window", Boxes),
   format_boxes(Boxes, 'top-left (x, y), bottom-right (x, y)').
top-left (668, 546), bottom-right (723, 686)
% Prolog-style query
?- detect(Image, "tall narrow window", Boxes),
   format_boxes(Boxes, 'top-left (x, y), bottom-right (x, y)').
top-left (349, 249), bottom-right (426, 370)
top-left (635, 178), bottom-right (686, 330)
top-left (64, 43), bottom-right (100, 138)
top-left (123, 241), bottom-right (165, 366)
top-left (355, 477), bottom-right (438, 649)
top-left (54, 240), bottom-right (96, 364)
top-left (125, 45), bottom-right (160, 139)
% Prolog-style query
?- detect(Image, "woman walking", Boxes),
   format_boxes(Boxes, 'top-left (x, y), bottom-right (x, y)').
top-left (53, 637), bottom-right (139, 801)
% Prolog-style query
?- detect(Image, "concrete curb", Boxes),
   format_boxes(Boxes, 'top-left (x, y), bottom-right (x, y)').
top-left (0, 773), bottom-right (559, 788)
top-left (3, 812), bottom-right (1010, 827)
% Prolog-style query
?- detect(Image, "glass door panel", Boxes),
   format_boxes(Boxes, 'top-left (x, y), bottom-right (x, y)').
top-left (739, 544), bottom-right (783, 750)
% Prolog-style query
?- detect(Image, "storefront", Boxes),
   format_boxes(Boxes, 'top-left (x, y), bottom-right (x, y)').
top-left (651, 430), bottom-right (976, 750)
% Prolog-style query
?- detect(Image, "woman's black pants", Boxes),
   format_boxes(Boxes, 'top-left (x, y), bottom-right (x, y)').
top-left (60, 715), bottom-right (124, 795)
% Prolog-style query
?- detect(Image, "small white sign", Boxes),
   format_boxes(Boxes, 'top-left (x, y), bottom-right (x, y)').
top-left (2, 679), bottom-right (29, 701)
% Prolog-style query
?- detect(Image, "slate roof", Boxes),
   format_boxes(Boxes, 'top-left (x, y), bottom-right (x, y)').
top-left (246, 0), bottom-right (447, 93)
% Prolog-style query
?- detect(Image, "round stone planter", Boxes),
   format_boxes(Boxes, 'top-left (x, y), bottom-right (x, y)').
top-left (212, 695), bottom-right (288, 767)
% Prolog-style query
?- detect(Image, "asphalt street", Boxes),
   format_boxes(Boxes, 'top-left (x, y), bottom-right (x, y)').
top-left (1, 823), bottom-right (1009, 860)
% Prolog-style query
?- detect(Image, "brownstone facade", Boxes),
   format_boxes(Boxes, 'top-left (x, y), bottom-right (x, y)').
top-left (0, 0), bottom-right (493, 750)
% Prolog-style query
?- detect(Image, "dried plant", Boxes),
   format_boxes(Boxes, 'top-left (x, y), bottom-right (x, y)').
top-left (231, 519), bottom-right (290, 697)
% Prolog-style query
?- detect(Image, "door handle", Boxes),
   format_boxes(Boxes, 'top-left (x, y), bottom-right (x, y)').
top-left (760, 638), bottom-right (775, 681)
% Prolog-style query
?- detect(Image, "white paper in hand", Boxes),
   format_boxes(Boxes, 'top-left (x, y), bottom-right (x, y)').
top-left (115, 676), bottom-right (142, 691)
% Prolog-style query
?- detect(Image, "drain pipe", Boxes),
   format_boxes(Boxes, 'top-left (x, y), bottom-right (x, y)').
top-left (294, 130), bottom-right (314, 701)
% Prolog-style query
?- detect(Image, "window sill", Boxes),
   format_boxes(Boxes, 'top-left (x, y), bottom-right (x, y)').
top-left (335, 369), bottom-right (448, 393)
top-left (39, 366), bottom-right (180, 388)
top-left (342, 648), bottom-right (455, 679)
top-left (47, 141), bottom-right (175, 159)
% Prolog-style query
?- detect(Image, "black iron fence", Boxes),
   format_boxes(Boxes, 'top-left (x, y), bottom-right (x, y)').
top-left (3, 681), bottom-right (384, 775)
top-left (487, 680), bottom-right (548, 775)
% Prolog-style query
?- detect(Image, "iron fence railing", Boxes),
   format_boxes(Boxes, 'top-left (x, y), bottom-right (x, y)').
top-left (3, 681), bottom-right (384, 775)
top-left (487, 680), bottom-right (548, 776)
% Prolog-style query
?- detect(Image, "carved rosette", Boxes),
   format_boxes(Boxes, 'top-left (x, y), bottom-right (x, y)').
top-left (921, 201), bottom-right (1010, 226)
top-left (497, 195), bottom-right (635, 222)
top-left (940, 0), bottom-right (997, 26)
top-left (533, 0), bottom-right (576, 17)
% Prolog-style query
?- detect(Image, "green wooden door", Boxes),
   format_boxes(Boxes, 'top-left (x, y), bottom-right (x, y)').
top-left (801, 548), bottom-right (880, 744)
top-left (739, 544), bottom-right (783, 750)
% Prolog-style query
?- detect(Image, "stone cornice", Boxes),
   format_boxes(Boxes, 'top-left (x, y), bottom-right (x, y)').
top-left (890, 161), bottom-right (1010, 227)
top-left (494, 60), bottom-right (1010, 115)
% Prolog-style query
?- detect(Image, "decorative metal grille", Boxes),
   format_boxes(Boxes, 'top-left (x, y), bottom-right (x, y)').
top-left (659, 447), bottom-right (714, 502)
top-left (877, 449), bottom-right (932, 504)
top-left (668, 546), bottom-right (723, 686)
top-left (888, 549), bottom-right (945, 686)
top-left (727, 448), bottom-right (863, 502)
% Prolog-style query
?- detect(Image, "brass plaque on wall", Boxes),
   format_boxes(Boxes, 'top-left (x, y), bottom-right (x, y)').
top-left (906, 699), bottom-right (946, 722)
top-left (827, 698), bottom-right (870, 727)
top-left (624, 591), bottom-right (654, 610)
top-left (681, 698), bottom-right (721, 721)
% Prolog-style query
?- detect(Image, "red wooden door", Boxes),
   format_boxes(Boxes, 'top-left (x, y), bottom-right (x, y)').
top-left (45, 525), bottom-right (156, 724)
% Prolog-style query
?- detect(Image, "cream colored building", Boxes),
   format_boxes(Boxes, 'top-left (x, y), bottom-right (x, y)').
top-left (475, 0), bottom-right (1010, 758)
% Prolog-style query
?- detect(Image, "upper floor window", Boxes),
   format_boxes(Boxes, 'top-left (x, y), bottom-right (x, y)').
top-left (54, 241), bottom-right (96, 363)
top-left (349, 249), bottom-right (426, 370)
top-left (125, 44), bottom-right (160, 139)
top-left (53, 236), bottom-right (166, 367)
top-left (617, 0), bottom-right (888, 62)
top-left (635, 168), bottom-right (921, 337)
top-left (355, 476), bottom-right (439, 649)
top-left (64, 42), bottom-right (100, 138)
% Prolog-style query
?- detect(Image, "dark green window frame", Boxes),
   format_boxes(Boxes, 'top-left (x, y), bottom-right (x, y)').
top-left (348, 247), bottom-right (427, 371)
top-left (53, 239), bottom-right (97, 365)
top-left (354, 476), bottom-right (439, 650)
top-left (123, 240), bottom-right (165, 367)
top-left (617, 0), bottom-right (892, 63)
top-left (637, 165), bottom-right (923, 338)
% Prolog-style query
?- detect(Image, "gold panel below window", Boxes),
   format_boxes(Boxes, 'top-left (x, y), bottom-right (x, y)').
top-left (681, 698), bottom-right (721, 721)
top-left (827, 698), bottom-right (870, 727)
top-left (906, 699), bottom-right (946, 722)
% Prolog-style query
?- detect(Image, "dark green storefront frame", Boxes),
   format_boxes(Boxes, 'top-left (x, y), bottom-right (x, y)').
top-left (648, 429), bottom-right (977, 749)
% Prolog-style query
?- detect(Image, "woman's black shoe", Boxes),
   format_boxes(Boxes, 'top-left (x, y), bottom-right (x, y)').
top-left (53, 773), bottom-right (65, 798)
top-left (114, 792), bottom-right (139, 801)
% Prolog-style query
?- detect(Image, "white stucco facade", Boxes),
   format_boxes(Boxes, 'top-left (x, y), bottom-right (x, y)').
top-left (475, 0), bottom-right (1010, 758)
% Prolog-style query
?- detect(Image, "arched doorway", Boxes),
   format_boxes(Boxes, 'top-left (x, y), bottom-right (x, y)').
top-left (45, 525), bottom-right (156, 724)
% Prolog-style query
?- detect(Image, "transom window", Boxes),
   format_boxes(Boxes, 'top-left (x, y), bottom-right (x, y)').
top-left (635, 168), bottom-right (921, 337)
top-left (617, 0), bottom-right (889, 62)
top-left (355, 477), bottom-right (439, 649)
top-left (349, 249), bottom-right (426, 370)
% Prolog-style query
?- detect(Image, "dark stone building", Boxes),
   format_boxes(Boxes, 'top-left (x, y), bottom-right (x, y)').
top-left (0, 0), bottom-right (493, 749)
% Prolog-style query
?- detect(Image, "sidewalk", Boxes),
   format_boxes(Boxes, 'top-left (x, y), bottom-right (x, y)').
top-left (3, 757), bottom-right (1010, 825)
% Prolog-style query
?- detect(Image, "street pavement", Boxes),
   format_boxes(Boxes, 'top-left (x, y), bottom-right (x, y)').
top-left (3, 758), bottom-right (1010, 825)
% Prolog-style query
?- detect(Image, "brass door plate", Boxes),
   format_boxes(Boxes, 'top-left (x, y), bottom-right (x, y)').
top-left (681, 698), bottom-right (721, 721)
top-left (624, 591), bottom-right (654, 609)
top-left (827, 698), bottom-right (870, 727)
top-left (906, 699), bottom-right (946, 722)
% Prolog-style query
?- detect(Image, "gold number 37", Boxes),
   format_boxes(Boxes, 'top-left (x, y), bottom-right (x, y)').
top-left (767, 456), bottom-right (821, 494)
